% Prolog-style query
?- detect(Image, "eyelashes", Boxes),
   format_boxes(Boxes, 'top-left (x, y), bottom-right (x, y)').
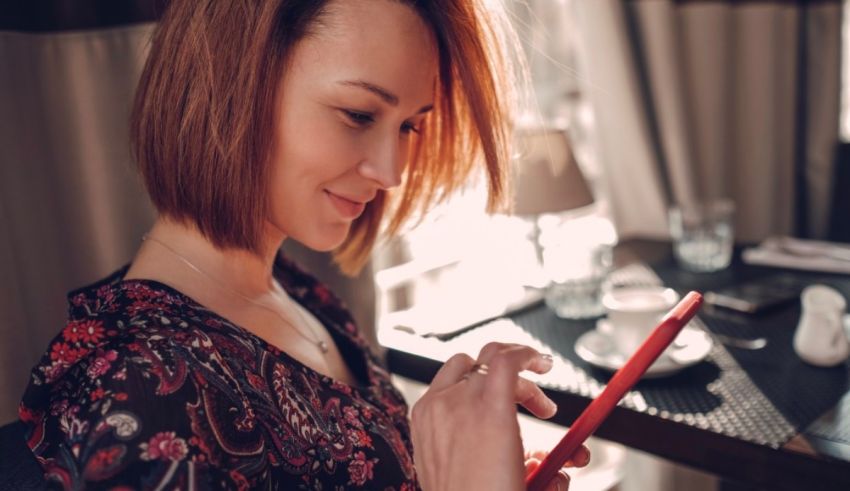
top-left (344, 110), bottom-right (374, 125)
top-left (342, 109), bottom-right (421, 134)
top-left (400, 121), bottom-right (421, 134)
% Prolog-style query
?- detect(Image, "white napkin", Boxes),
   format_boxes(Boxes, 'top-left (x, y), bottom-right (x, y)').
top-left (742, 236), bottom-right (850, 274)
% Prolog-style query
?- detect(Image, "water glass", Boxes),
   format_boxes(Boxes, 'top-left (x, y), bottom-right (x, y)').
top-left (668, 199), bottom-right (734, 272)
top-left (543, 243), bottom-right (613, 319)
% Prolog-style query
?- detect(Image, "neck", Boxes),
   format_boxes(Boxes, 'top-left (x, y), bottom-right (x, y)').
top-left (142, 217), bottom-right (285, 297)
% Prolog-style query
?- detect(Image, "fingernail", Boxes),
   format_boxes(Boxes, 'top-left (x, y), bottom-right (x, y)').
top-left (557, 470), bottom-right (571, 491)
top-left (541, 353), bottom-right (554, 365)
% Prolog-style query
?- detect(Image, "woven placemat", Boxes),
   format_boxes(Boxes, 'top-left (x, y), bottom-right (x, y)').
top-left (446, 263), bottom-right (850, 449)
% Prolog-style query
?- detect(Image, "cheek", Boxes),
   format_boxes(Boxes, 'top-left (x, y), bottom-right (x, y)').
top-left (278, 113), bottom-right (362, 185)
top-left (267, 110), bottom-right (365, 232)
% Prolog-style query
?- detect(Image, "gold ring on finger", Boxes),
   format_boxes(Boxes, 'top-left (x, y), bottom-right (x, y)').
top-left (461, 363), bottom-right (490, 380)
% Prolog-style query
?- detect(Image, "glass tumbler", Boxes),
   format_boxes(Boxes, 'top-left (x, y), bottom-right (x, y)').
top-left (543, 242), bottom-right (613, 319)
top-left (668, 199), bottom-right (735, 273)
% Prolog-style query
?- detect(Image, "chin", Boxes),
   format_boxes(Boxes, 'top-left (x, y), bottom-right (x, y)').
top-left (298, 224), bottom-right (351, 252)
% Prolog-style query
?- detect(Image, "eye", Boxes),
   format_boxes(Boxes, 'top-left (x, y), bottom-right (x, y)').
top-left (400, 121), bottom-right (421, 135)
top-left (343, 110), bottom-right (374, 126)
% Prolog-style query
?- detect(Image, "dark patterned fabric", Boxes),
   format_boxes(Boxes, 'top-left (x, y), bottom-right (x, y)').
top-left (19, 255), bottom-right (418, 490)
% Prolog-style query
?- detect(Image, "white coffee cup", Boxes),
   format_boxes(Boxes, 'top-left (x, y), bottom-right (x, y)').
top-left (602, 286), bottom-right (680, 356)
top-left (793, 284), bottom-right (849, 367)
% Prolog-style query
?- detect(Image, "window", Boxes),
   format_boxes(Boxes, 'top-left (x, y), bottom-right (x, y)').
top-left (841, 0), bottom-right (850, 141)
top-left (374, 0), bottom-right (611, 334)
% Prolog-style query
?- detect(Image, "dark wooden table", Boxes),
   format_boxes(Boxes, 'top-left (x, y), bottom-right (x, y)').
top-left (380, 239), bottom-right (850, 491)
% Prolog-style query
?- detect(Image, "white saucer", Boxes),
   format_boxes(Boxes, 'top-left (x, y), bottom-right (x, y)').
top-left (574, 321), bottom-right (713, 378)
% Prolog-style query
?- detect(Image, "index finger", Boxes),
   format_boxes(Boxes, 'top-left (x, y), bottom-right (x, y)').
top-left (482, 345), bottom-right (553, 400)
top-left (477, 343), bottom-right (554, 375)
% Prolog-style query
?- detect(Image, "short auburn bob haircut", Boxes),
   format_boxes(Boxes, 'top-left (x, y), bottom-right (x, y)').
top-left (131, 0), bottom-right (520, 275)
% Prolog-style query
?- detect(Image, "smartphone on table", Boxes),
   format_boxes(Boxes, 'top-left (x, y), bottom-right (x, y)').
top-left (704, 275), bottom-right (805, 314)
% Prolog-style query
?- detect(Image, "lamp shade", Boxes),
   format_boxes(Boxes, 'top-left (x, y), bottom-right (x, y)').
top-left (511, 128), bottom-right (594, 216)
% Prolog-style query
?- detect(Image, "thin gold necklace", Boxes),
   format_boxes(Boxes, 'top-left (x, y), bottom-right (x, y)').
top-left (142, 235), bottom-right (330, 354)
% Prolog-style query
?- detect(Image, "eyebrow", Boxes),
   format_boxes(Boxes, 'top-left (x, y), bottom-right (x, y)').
top-left (338, 79), bottom-right (433, 114)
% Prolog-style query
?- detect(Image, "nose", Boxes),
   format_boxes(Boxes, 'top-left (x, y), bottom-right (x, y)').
top-left (358, 133), bottom-right (404, 189)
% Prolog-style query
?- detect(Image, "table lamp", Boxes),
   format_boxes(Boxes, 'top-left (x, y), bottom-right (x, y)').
top-left (512, 127), bottom-right (607, 319)
top-left (512, 128), bottom-right (594, 217)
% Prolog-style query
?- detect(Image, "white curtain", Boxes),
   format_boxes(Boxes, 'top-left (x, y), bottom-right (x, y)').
top-left (0, 24), bottom-right (156, 424)
top-left (572, 0), bottom-right (841, 241)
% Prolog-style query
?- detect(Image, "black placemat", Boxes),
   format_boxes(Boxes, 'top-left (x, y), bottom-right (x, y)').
top-left (651, 259), bottom-right (850, 444)
top-left (445, 262), bottom-right (850, 449)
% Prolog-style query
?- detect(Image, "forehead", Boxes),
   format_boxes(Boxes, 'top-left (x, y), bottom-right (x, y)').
top-left (287, 0), bottom-right (438, 103)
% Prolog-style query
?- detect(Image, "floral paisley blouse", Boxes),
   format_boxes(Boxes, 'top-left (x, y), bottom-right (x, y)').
top-left (19, 255), bottom-right (418, 490)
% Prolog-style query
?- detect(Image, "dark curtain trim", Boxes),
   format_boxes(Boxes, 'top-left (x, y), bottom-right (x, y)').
top-left (0, 0), bottom-right (170, 32)
top-left (828, 143), bottom-right (850, 242)
top-left (793, 5), bottom-right (810, 237)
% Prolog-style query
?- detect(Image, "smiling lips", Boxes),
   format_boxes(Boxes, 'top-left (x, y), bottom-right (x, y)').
top-left (325, 190), bottom-right (369, 219)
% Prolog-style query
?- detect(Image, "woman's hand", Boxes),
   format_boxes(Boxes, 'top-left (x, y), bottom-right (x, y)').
top-left (524, 446), bottom-right (591, 491)
top-left (410, 342), bottom-right (573, 491)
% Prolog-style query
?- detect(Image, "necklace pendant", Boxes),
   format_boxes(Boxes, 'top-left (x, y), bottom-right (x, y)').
top-left (318, 340), bottom-right (329, 353)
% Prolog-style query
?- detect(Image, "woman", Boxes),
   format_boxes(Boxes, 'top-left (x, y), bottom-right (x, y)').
top-left (19, 0), bottom-right (588, 489)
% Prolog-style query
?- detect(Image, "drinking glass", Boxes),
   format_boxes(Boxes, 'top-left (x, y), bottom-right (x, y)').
top-left (668, 199), bottom-right (734, 273)
top-left (543, 242), bottom-right (613, 319)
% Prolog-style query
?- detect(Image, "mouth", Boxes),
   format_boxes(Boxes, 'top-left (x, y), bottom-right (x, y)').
top-left (324, 190), bottom-right (369, 220)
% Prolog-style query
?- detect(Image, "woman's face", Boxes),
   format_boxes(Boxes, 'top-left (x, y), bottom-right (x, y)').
top-left (267, 0), bottom-right (438, 251)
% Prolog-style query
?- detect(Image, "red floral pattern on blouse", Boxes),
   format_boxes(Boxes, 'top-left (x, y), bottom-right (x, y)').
top-left (19, 255), bottom-right (418, 490)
